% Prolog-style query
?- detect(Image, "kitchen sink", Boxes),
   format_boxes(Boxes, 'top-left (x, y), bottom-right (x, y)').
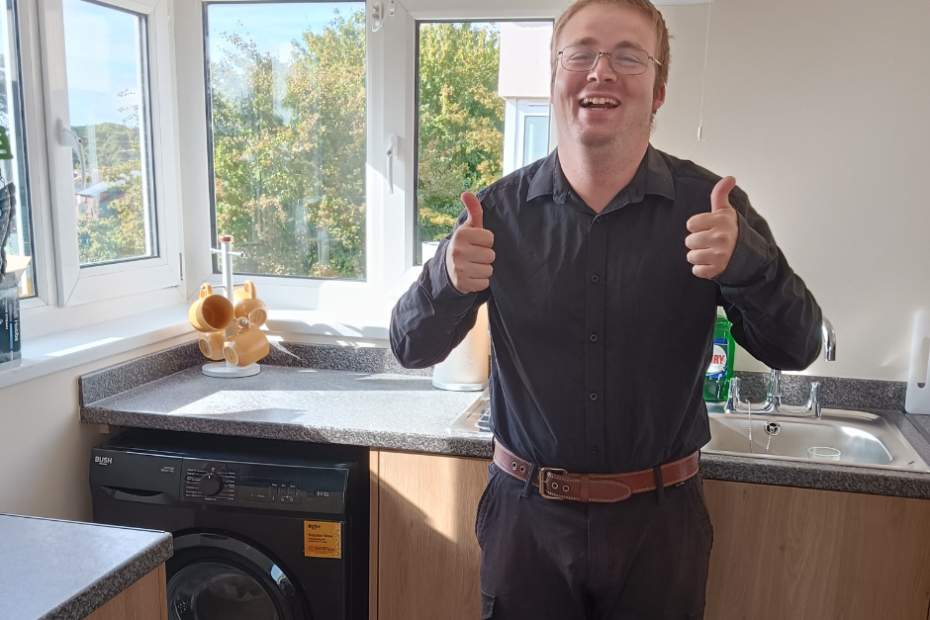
top-left (449, 391), bottom-right (930, 473)
top-left (703, 407), bottom-right (930, 472)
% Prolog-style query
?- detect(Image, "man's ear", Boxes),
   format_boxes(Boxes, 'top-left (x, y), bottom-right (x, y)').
top-left (653, 83), bottom-right (666, 112)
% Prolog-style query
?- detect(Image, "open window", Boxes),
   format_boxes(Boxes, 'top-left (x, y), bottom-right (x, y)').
top-left (39, 0), bottom-right (182, 307)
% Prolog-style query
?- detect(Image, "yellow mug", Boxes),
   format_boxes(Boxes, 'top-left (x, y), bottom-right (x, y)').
top-left (189, 284), bottom-right (234, 332)
top-left (233, 280), bottom-right (258, 303)
top-left (234, 281), bottom-right (268, 327)
top-left (223, 318), bottom-right (270, 367)
top-left (198, 330), bottom-right (226, 361)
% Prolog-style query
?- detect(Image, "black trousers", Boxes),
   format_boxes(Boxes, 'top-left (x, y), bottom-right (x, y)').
top-left (475, 463), bottom-right (713, 620)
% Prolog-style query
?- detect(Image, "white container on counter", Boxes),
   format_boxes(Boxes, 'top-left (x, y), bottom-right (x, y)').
top-left (433, 303), bottom-right (490, 391)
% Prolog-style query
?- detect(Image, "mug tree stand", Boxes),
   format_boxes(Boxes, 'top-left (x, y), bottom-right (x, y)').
top-left (202, 235), bottom-right (262, 379)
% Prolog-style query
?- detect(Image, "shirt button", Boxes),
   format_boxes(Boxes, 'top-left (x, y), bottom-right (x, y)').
top-left (591, 274), bottom-right (600, 283)
top-left (589, 392), bottom-right (598, 401)
top-left (594, 215), bottom-right (602, 223)
top-left (590, 446), bottom-right (599, 455)
top-left (590, 333), bottom-right (598, 342)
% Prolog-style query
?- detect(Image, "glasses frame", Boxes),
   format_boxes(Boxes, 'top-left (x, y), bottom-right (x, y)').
top-left (557, 45), bottom-right (662, 75)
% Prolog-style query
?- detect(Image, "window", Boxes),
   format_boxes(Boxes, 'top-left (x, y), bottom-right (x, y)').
top-left (0, 0), bottom-right (35, 298)
top-left (415, 20), bottom-right (552, 265)
top-left (39, 0), bottom-right (182, 307)
top-left (62, 0), bottom-right (157, 267)
top-left (204, 2), bottom-right (367, 281)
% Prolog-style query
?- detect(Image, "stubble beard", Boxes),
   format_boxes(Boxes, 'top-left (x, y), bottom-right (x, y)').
top-left (576, 108), bottom-right (653, 159)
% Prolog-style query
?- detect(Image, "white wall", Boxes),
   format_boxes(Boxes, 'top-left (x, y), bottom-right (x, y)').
top-left (0, 334), bottom-right (195, 521)
top-left (650, 0), bottom-right (930, 380)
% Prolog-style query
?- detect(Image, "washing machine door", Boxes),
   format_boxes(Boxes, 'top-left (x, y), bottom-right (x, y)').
top-left (166, 532), bottom-right (309, 620)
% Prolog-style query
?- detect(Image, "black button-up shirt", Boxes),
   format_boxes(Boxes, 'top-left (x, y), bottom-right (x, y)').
top-left (391, 145), bottom-right (822, 473)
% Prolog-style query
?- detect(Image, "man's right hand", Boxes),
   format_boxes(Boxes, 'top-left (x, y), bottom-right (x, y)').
top-left (445, 192), bottom-right (495, 294)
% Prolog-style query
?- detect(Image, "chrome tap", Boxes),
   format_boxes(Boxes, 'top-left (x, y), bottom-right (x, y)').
top-left (822, 317), bottom-right (836, 362)
top-left (725, 318), bottom-right (835, 418)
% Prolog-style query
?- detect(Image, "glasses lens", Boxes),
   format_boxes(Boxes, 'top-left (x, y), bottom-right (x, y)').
top-left (561, 45), bottom-right (598, 71)
top-left (560, 45), bottom-right (651, 74)
top-left (610, 47), bottom-right (649, 74)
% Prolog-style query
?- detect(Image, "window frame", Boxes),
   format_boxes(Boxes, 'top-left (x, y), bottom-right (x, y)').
top-left (6, 0), bottom-right (49, 309)
top-left (175, 0), bottom-right (411, 316)
top-left (177, 2), bottom-right (559, 319)
top-left (36, 0), bottom-right (183, 308)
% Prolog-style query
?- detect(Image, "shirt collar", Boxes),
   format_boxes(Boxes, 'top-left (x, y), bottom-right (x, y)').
top-left (526, 143), bottom-right (676, 205)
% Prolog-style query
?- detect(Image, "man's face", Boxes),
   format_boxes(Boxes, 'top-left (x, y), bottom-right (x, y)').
top-left (552, 4), bottom-right (665, 152)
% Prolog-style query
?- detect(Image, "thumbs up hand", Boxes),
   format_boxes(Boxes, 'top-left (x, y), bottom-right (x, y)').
top-left (445, 192), bottom-right (496, 294)
top-left (685, 176), bottom-right (740, 280)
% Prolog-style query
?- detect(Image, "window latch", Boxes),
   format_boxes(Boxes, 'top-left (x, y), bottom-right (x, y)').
top-left (386, 134), bottom-right (398, 195)
top-left (59, 120), bottom-right (87, 190)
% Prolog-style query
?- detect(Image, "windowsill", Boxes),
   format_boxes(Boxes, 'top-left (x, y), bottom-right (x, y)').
top-left (0, 305), bottom-right (196, 390)
top-left (0, 304), bottom-right (396, 390)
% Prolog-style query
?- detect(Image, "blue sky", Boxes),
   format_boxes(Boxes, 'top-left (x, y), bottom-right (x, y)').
top-left (63, 1), bottom-right (364, 126)
top-left (64, 0), bottom-right (144, 127)
top-left (206, 3), bottom-right (365, 64)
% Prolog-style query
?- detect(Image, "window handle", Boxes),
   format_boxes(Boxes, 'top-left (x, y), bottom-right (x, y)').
top-left (386, 134), bottom-right (398, 195)
top-left (59, 120), bottom-right (87, 190)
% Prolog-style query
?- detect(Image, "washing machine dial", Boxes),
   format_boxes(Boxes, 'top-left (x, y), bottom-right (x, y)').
top-left (198, 473), bottom-right (224, 496)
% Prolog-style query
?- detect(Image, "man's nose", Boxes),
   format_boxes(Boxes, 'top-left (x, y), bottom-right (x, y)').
top-left (588, 54), bottom-right (617, 82)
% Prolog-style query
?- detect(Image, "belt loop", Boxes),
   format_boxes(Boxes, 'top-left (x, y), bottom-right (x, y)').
top-left (653, 465), bottom-right (666, 505)
top-left (520, 463), bottom-right (537, 499)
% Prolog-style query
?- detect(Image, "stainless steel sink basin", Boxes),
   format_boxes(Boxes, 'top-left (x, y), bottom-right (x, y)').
top-left (703, 407), bottom-right (929, 471)
top-left (450, 391), bottom-right (930, 473)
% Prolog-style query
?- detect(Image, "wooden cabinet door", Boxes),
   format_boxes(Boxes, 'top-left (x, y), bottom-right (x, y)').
top-left (86, 564), bottom-right (167, 620)
top-left (372, 454), bottom-right (930, 620)
top-left (704, 480), bottom-right (930, 620)
top-left (376, 451), bottom-right (490, 620)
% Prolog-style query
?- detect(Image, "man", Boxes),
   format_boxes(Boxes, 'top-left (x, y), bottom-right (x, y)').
top-left (390, 0), bottom-right (822, 617)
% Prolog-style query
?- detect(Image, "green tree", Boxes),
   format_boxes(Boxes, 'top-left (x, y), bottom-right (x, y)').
top-left (416, 23), bottom-right (504, 245)
top-left (206, 13), bottom-right (503, 277)
top-left (76, 159), bottom-right (146, 264)
top-left (73, 117), bottom-right (149, 264)
top-left (210, 9), bottom-right (366, 279)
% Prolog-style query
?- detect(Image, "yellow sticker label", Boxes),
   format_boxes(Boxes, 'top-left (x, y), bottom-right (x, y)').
top-left (304, 521), bottom-right (342, 559)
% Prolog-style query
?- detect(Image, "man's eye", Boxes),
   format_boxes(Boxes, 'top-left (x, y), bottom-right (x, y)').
top-left (569, 53), bottom-right (594, 63)
top-left (615, 50), bottom-right (645, 66)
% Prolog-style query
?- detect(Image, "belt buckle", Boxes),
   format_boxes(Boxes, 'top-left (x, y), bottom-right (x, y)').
top-left (538, 467), bottom-right (568, 500)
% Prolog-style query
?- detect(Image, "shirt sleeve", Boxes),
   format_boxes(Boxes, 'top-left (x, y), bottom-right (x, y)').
top-left (389, 210), bottom-right (491, 369)
top-left (713, 186), bottom-right (823, 371)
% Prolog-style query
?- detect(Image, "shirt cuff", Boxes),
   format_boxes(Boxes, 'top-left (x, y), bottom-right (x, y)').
top-left (714, 211), bottom-right (777, 286)
top-left (423, 239), bottom-right (478, 305)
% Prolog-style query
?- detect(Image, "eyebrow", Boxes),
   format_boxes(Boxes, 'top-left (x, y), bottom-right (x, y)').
top-left (566, 37), bottom-right (647, 52)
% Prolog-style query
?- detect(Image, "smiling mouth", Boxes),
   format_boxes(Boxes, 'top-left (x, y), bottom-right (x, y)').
top-left (580, 97), bottom-right (620, 109)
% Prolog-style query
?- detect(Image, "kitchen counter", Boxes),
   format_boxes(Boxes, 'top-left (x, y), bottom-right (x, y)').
top-left (0, 514), bottom-right (172, 620)
top-left (79, 341), bottom-right (930, 499)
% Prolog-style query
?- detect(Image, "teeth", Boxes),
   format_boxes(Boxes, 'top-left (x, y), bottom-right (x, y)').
top-left (581, 97), bottom-right (619, 107)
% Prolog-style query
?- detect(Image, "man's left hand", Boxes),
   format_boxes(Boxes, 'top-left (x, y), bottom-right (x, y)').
top-left (685, 176), bottom-right (739, 279)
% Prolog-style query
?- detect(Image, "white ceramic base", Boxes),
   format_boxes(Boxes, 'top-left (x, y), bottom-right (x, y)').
top-left (202, 361), bottom-right (261, 378)
top-left (431, 378), bottom-right (487, 392)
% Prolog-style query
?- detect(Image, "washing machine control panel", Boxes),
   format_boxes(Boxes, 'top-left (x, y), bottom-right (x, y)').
top-left (180, 458), bottom-right (346, 514)
top-left (184, 463), bottom-right (237, 501)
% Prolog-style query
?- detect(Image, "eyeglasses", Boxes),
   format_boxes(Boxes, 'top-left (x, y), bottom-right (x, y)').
top-left (557, 44), bottom-right (662, 75)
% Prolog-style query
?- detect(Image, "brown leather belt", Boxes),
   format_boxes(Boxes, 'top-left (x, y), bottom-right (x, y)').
top-left (493, 442), bottom-right (699, 503)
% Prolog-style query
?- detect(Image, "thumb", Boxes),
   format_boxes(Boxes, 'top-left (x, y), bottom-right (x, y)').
top-left (461, 192), bottom-right (484, 229)
top-left (711, 176), bottom-right (737, 213)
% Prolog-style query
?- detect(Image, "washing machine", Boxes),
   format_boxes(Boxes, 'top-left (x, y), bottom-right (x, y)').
top-left (90, 429), bottom-right (369, 620)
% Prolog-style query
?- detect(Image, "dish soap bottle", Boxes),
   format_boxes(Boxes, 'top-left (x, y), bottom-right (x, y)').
top-left (704, 316), bottom-right (735, 402)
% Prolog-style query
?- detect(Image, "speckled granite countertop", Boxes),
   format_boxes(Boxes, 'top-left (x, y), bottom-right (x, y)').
top-left (0, 514), bottom-right (172, 620)
top-left (79, 342), bottom-right (930, 500)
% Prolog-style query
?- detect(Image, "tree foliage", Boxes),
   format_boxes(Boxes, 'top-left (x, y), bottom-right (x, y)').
top-left (211, 9), bottom-right (367, 279)
top-left (74, 122), bottom-right (149, 265)
top-left (417, 23), bottom-right (503, 246)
